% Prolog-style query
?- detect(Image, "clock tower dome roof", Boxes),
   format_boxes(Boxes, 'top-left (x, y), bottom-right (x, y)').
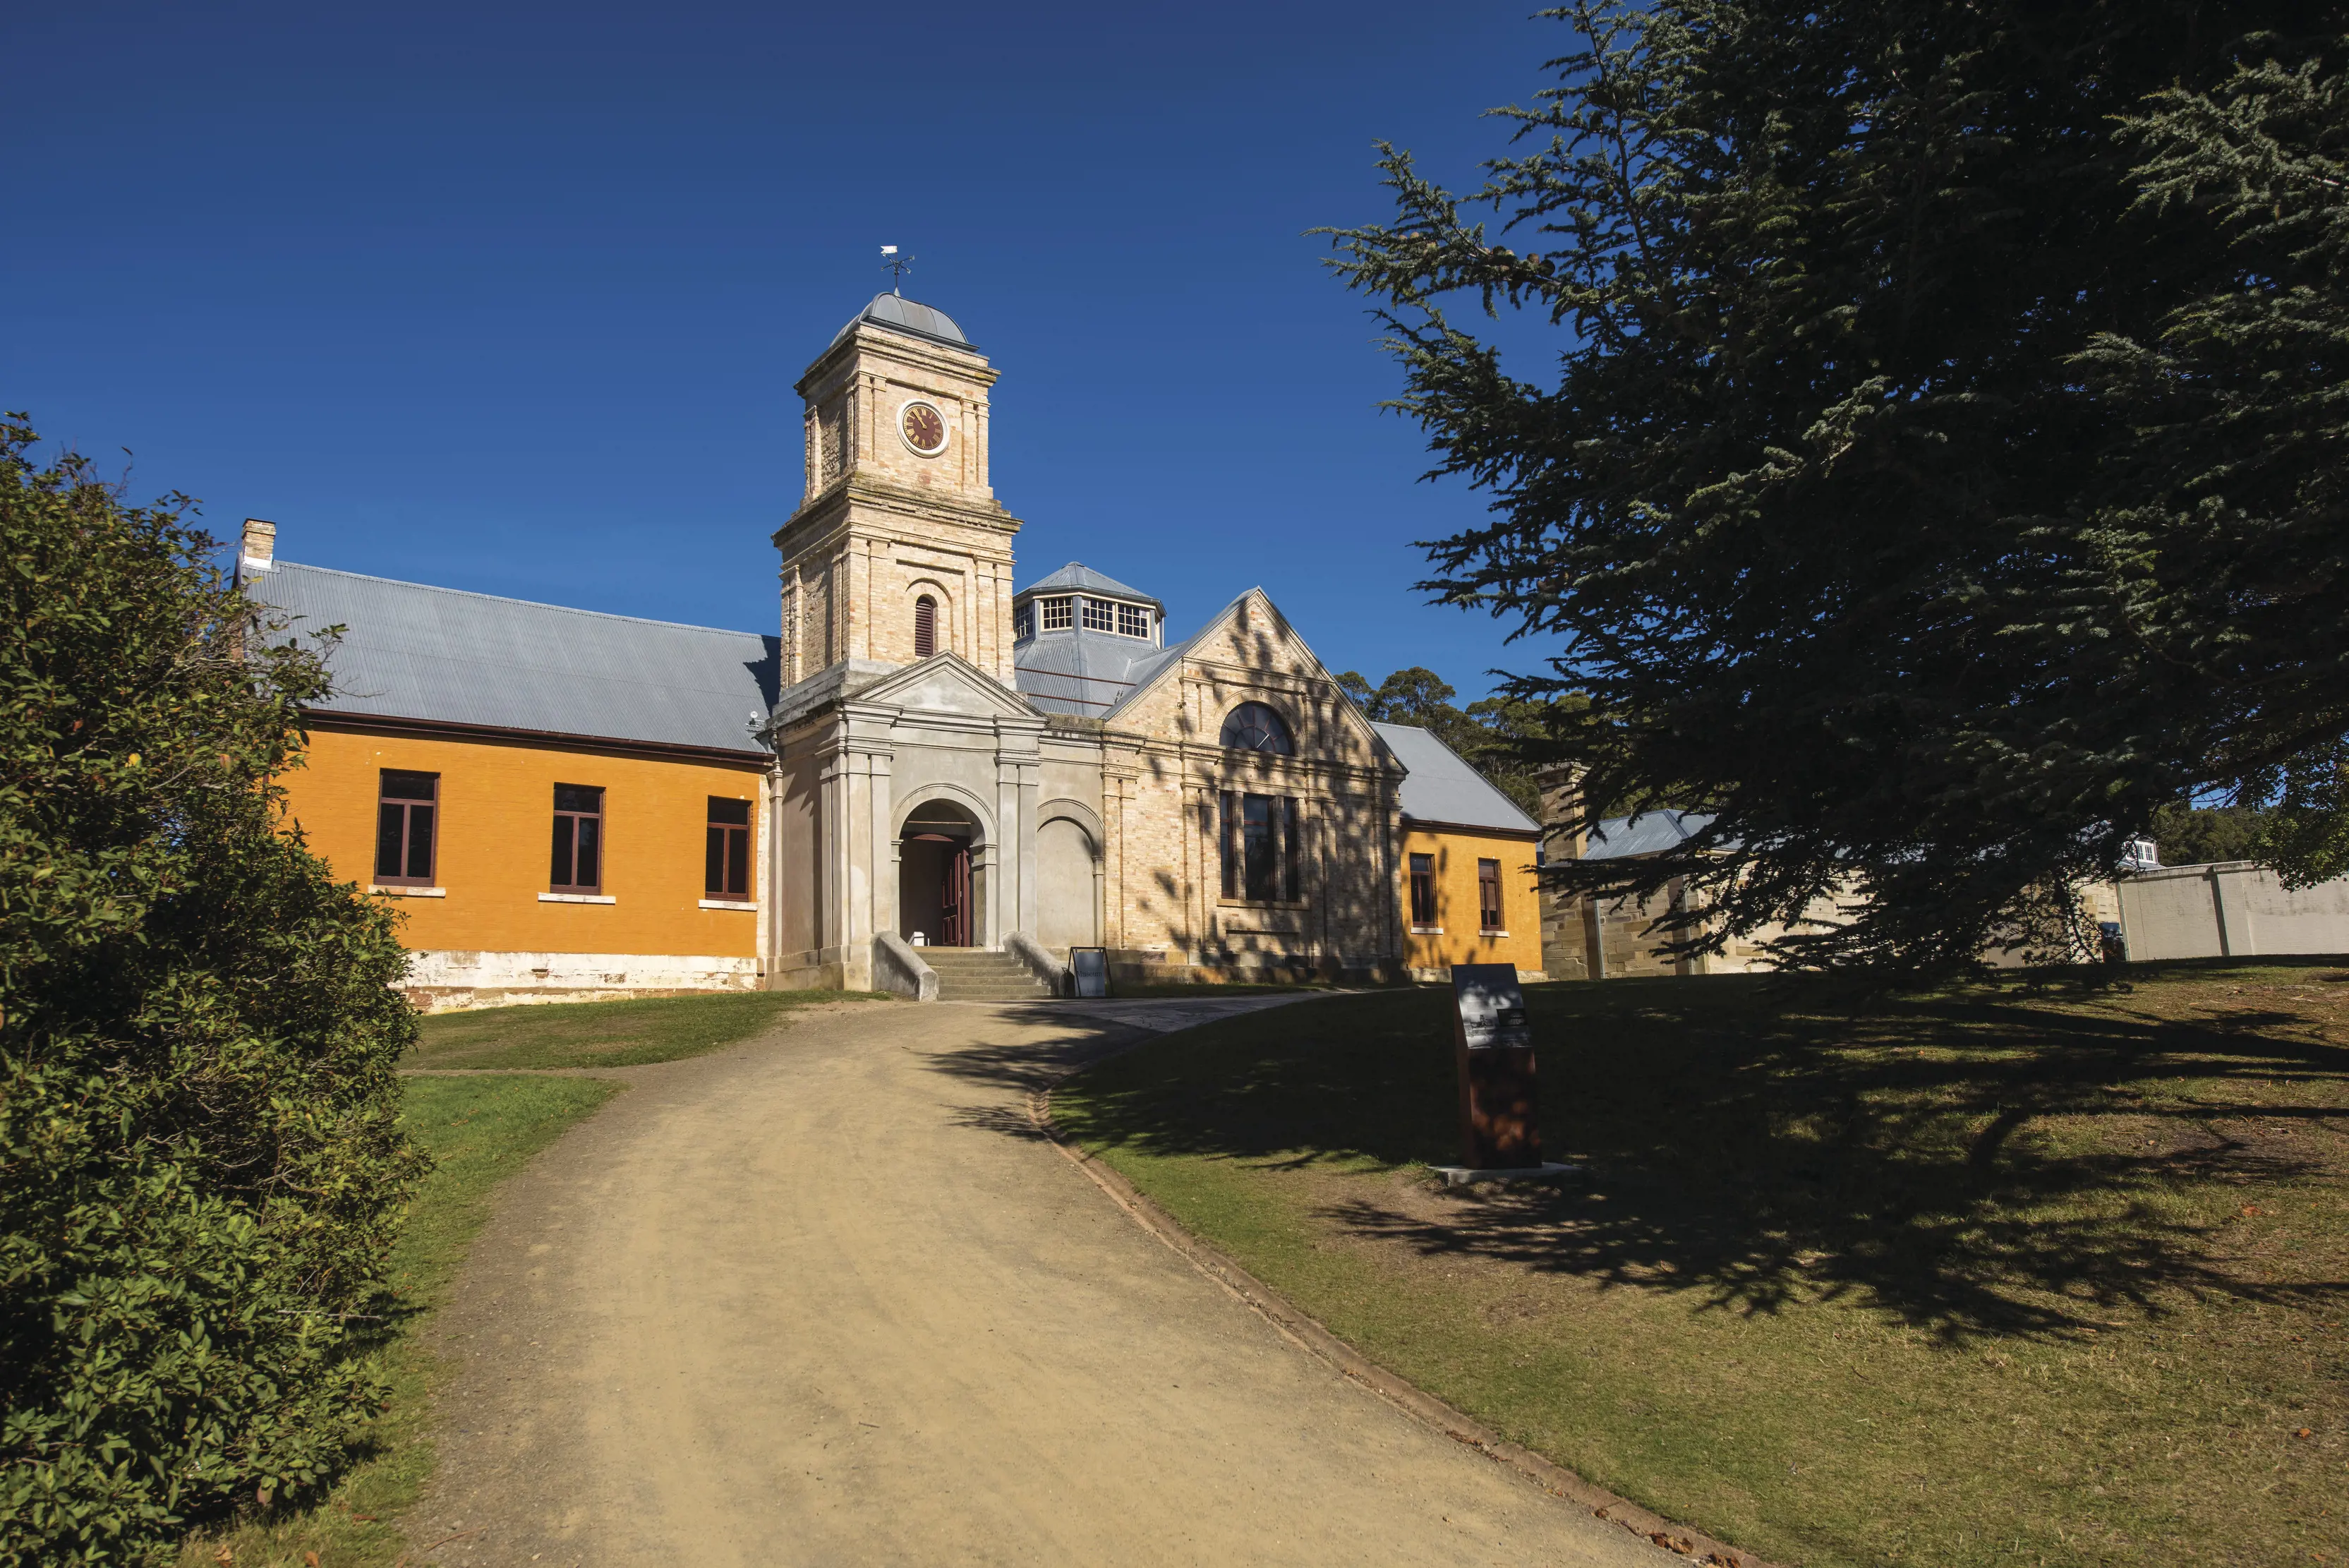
top-left (830, 291), bottom-right (972, 351)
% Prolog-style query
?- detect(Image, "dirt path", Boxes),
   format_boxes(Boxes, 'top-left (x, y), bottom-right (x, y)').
top-left (409, 997), bottom-right (1670, 1567)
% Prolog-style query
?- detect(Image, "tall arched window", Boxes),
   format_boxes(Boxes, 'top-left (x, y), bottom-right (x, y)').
top-left (1219, 701), bottom-right (1294, 754)
top-left (914, 595), bottom-right (937, 658)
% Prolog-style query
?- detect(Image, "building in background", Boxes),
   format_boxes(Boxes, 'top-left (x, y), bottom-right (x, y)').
top-left (2117, 861), bottom-right (2349, 959)
top-left (253, 290), bottom-right (1440, 1006)
top-left (248, 541), bottom-right (776, 1010)
top-left (1375, 723), bottom-right (1543, 982)
top-left (1535, 767), bottom-right (2141, 977)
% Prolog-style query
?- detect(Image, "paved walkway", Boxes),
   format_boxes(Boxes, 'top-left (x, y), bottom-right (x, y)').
top-left (411, 996), bottom-right (1670, 1567)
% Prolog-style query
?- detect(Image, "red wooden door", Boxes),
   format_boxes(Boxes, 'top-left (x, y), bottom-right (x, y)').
top-left (941, 843), bottom-right (972, 947)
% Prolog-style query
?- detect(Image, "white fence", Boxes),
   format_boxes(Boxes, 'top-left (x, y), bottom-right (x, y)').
top-left (2117, 861), bottom-right (2349, 960)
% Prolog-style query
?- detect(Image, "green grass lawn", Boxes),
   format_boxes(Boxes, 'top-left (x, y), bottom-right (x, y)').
top-left (1055, 962), bottom-right (2349, 1568)
top-left (406, 987), bottom-right (889, 1070)
top-left (178, 1073), bottom-right (618, 1568)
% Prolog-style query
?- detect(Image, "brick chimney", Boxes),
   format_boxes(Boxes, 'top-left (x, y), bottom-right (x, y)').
top-left (237, 518), bottom-right (277, 586)
top-left (1534, 764), bottom-right (1595, 981)
top-left (1535, 764), bottom-right (1586, 862)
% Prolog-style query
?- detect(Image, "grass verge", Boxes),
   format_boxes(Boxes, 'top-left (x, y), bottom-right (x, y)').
top-left (1055, 962), bottom-right (2349, 1568)
top-left (179, 1074), bottom-right (619, 1568)
top-left (406, 987), bottom-right (889, 1071)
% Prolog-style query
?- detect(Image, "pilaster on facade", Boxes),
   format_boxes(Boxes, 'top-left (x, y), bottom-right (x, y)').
top-left (759, 759), bottom-right (784, 984)
top-left (1102, 763), bottom-right (1137, 952)
top-left (1012, 756), bottom-right (1042, 936)
top-left (816, 741), bottom-right (850, 966)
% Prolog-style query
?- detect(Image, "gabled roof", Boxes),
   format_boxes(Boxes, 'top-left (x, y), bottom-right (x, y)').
top-left (1082, 589), bottom-right (1253, 721)
top-left (1371, 722), bottom-right (1540, 835)
top-left (1052, 589), bottom-right (1385, 762)
top-left (1014, 561), bottom-right (1163, 610)
top-left (1581, 809), bottom-right (1716, 860)
top-left (248, 562), bottom-right (778, 756)
top-left (828, 291), bottom-right (972, 351)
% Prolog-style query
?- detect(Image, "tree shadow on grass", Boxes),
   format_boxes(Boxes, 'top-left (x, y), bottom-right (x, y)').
top-left (1053, 974), bottom-right (2349, 1342)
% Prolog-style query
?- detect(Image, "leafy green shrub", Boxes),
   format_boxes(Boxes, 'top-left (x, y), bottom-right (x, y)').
top-left (0, 417), bottom-right (426, 1564)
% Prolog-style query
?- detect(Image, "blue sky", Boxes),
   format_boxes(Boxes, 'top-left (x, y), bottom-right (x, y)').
top-left (8, 0), bottom-right (1569, 701)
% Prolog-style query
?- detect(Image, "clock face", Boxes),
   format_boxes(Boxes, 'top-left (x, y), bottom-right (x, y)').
top-left (900, 402), bottom-right (948, 455)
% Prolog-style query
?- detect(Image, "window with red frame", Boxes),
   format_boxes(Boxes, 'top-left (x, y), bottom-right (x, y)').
top-left (1409, 852), bottom-right (1437, 926)
top-left (706, 797), bottom-right (751, 899)
top-left (1478, 857), bottom-right (1504, 931)
top-left (550, 783), bottom-right (604, 893)
top-left (375, 770), bottom-right (437, 885)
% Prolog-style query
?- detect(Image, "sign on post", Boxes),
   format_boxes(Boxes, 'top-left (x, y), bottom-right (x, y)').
top-left (1450, 963), bottom-right (1540, 1171)
top-left (1070, 946), bottom-right (1110, 999)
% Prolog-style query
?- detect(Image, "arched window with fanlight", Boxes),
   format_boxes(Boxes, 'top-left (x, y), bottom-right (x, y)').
top-left (1219, 701), bottom-right (1293, 755)
top-left (914, 595), bottom-right (937, 659)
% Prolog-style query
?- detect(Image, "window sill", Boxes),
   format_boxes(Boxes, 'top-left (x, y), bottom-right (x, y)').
top-left (1411, 924), bottom-right (1443, 935)
top-left (1217, 898), bottom-right (1309, 911)
top-left (1481, 929), bottom-right (1510, 939)
top-left (699, 898), bottom-right (756, 911)
top-left (370, 884), bottom-right (446, 898)
top-left (539, 892), bottom-right (615, 905)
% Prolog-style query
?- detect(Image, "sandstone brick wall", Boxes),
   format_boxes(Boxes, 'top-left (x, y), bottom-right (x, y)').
top-left (777, 320), bottom-right (1020, 687)
top-left (1093, 589), bottom-right (1401, 981)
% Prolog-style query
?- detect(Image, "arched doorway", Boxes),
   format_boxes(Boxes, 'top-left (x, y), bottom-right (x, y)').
top-left (900, 800), bottom-right (979, 948)
top-left (1036, 815), bottom-right (1100, 953)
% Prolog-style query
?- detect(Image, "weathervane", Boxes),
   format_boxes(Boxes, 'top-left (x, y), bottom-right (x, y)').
top-left (881, 244), bottom-right (914, 294)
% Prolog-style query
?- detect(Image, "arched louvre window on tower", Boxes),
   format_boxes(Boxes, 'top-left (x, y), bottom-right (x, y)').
top-left (914, 595), bottom-right (936, 658)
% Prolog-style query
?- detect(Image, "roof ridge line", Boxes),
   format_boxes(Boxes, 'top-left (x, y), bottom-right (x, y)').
top-left (268, 562), bottom-right (766, 639)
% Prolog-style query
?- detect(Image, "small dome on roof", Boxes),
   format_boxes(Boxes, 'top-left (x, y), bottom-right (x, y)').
top-left (830, 292), bottom-right (972, 350)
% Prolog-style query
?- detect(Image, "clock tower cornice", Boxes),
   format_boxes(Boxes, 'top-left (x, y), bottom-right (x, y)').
top-left (774, 474), bottom-right (1022, 551)
top-left (795, 321), bottom-right (998, 401)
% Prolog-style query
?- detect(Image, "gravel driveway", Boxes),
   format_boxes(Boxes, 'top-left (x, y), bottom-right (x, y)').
top-left (408, 995), bottom-right (1670, 1567)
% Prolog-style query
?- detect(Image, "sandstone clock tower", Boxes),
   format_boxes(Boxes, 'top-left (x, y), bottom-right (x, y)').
top-left (774, 293), bottom-right (1021, 689)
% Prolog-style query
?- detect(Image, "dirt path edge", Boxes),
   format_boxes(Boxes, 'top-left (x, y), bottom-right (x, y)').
top-left (1028, 1070), bottom-right (1786, 1568)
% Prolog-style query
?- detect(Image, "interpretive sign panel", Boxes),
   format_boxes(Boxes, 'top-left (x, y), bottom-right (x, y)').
top-left (1450, 963), bottom-right (1540, 1169)
top-left (1070, 946), bottom-right (1109, 999)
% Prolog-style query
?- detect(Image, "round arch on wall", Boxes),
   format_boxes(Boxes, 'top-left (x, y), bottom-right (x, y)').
top-left (903, 578), bottom-right (955, 659)
top-left (1219, 699), bottom-right (1296, 755)
top-left (892, 781), bottom-right (996, 847)
top-left (1034, 797), bottom-right (1106, 952)
top-left (1037, 797), bottom-right (1104, 846)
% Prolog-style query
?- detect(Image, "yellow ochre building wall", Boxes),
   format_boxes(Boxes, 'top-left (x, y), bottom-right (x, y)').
top-left (286, 724), bottom-right (768, 1009)
top-left (1398, 824), bottom-right (1545, 982)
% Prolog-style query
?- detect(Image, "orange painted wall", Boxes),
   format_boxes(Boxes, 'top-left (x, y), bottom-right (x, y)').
top-left (1398, 826), bottom-right (1543, 977)
top-left (286, 725), bottom-right (764, 957)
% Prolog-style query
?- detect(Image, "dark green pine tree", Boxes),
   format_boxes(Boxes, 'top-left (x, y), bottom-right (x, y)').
top-left (1324, 1), bottom-right (2349, 969)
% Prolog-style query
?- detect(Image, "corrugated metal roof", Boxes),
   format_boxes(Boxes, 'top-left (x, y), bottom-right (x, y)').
top-left (1580, 809), bottom-right (1716, 860)
top-left (828, 291), bottom-right (971, 350)
top-left (1015, 561), bottom-right (1164, 610)
top-left (1371, 722), bottom-right (1540, 834)
top-left (1012, 625), bottom-right (1170, 717)
top-left (248, 562), bottom-right (778, 754)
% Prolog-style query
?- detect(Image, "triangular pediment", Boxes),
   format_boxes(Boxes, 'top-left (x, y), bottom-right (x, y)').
top-left (852, 651), bottom-right (1037, 719)
top-left (1112, 587), bottom-right (1394, 764)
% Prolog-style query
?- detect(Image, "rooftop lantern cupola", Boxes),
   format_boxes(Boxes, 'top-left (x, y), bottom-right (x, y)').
top-left (1011, 562), bottom-right (1164, 647)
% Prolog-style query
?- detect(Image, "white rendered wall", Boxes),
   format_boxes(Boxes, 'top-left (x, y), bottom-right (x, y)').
top-left (404, 949), bottom-right (761, 1013)
top-left (2118, 862), bottom-right (2349, 960)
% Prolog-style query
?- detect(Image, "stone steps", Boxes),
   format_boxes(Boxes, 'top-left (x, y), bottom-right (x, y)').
top-left (915, 946), bottom-right (1054, 1002)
